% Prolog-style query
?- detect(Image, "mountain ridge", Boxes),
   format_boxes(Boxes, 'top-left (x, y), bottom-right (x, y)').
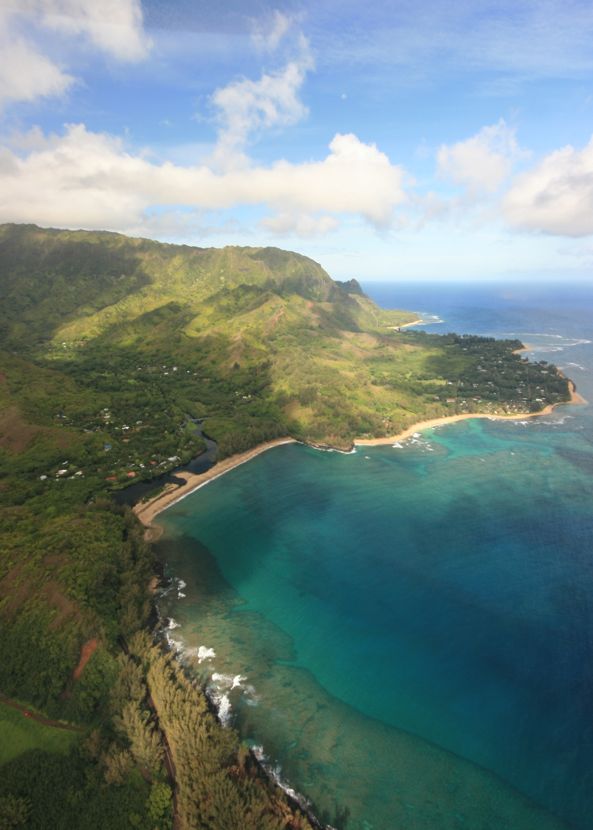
top-left (0, 224), bottom-right (404, 352)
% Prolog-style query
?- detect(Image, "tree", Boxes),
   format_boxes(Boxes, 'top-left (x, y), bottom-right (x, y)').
top-left (0, 795), bottom-right (30, 828)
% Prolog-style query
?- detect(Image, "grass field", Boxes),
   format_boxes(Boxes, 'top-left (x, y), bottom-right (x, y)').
top-left (0, 701), bottom-right (79, 765)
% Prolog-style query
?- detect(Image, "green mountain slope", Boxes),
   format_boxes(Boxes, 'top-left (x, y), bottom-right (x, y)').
top-left (0, 223), bottom-right (569, 461)
top-left (0, 224), bottom-right (572, 829)
top-left (0, 223), bottom-right (397, 347)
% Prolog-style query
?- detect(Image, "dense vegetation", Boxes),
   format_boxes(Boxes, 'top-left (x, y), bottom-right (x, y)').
top-left (0, 224), bottom-right (571, 828)
top-left (0, 631), bottom-right (317, 830)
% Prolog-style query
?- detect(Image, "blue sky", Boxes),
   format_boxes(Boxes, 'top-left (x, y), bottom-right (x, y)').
top-left (2, 1), bottom-right (593, 281)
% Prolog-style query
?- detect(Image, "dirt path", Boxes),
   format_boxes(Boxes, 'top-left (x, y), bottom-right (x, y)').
top-left (0, 693), bottom-right (84, 732)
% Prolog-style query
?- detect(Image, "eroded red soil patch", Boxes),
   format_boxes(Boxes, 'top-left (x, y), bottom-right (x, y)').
top-left (73, 638), bottom-right (99, 681)
top-left (0, 404), bottom-right (75, 454)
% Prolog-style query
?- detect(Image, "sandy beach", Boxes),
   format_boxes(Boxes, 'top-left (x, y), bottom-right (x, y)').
top-left (390, 318), bottom-right (423, 330)
top-left (355, 380), bottom-right (586, 447)
top-left (134, 437), bottom-right (297, 534)
top-left (135, 382), bottom-right (586, 536)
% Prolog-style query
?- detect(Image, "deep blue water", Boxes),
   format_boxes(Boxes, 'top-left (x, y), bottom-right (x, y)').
top-left (158, 282), bottom-right (593, 830)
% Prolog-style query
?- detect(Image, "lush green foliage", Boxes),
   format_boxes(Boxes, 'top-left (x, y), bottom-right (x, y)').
top-left (0, 501), bottom-right (152, 714)
top-left (0, 748), bottom-right (154, 830)
top-left (0, 633), bottom-right (317, 830)
top-left (129, 633), bottom-right (314, 830)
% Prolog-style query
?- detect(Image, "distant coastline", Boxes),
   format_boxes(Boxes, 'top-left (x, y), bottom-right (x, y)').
top-left (396, 317), bottom-right (424, 329)
top-left (355, 380), bottom-right (586, 447)
top-left (135, 381), bottom-right (585, 536)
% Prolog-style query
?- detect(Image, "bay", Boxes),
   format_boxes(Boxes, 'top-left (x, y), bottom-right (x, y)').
top-left (157, 282), bottom-right (593, 830)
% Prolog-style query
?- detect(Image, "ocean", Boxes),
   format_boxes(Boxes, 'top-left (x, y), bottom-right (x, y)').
top-left (156, 281), bottom-right (593, 830)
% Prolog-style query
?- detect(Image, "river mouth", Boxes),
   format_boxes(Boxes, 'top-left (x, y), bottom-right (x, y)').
top-left (113, 420), bottom-right (218, 507)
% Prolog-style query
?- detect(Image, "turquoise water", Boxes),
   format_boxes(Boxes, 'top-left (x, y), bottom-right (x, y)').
top-left (157, 283), bottom-right (593, 830)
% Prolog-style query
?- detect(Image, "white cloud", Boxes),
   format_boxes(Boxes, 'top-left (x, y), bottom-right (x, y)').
top-left (32, 0), bottom-right (150, 62)
top-left (0, 125), bottom-right (406, 235)
top-left (0, 34), bottom-right (74, 106)
top-left (261, 212), bottom-right (340, 237)
top-left (252, 10), bottom-right (293, 53)
top-left (210, 30), bottom-right (314, 168)
top-left (0, 0), bottom-right (149, 108)
top-left (124, 210), bottom-right (244, 242)
top-left (504, 136), bottom-right (593, 237)
top-left (437, 119), bottom-right (526, 195)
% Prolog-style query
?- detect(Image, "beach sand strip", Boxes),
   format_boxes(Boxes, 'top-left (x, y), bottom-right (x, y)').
top-left (355, 381), bottom-right (586, 447)
top-left (135, 382), bottom-right (586, 535)
top-left (134, 437), bottom-right (296, 534)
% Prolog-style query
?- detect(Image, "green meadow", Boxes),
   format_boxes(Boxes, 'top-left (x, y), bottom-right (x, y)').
top-left (0, 702), bottom-right (79, 765)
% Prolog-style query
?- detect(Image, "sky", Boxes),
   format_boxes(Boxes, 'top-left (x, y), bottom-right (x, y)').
top-left (2, 1), bottom-right (593, 281)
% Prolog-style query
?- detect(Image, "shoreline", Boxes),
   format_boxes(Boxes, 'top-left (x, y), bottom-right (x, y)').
top-left (133, 437), bottom-right (297, 536)
top-left (398, 317), bottom-right (423, 328)
top-left (388, 317), bottom-right (423, 330)
top-left (355, 380), bottom-right (586, 447)
top-left (140, 382), bottom-right (586, 826)
top-left (394, 315), bottom-right (444, 329)
top-left (135, 383), bottom-right (586, 535)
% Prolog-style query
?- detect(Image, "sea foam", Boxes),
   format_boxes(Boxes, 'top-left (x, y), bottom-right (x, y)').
top-left (197, 645), bottom-right (216, 663)
top-left (251, 746), bottom-right (316, 817)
